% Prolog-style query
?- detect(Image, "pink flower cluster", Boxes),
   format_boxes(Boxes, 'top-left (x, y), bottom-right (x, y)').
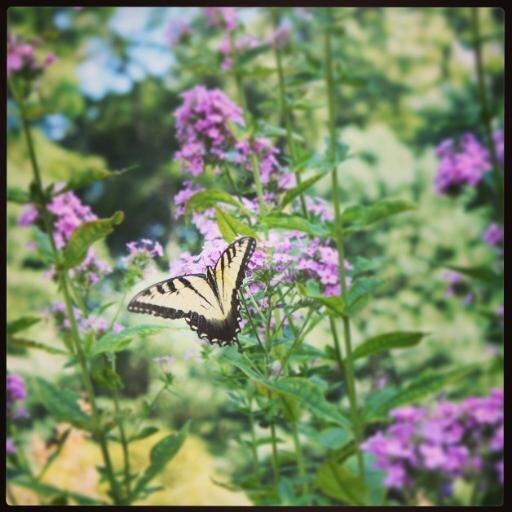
top-left (7, 373), bottom-right (29, 454)
top-left (7, 35), bottom-right (56, 77)
top-left (47, 302), bottom-right (123, 337)
top-left (18, 188), bottom-right (111, 285)
top-left (434, 133), bottom-right (491, 195)
top-left (482, 222), bottom-right (503, 247)
top-left (174, 85), bottom-right (245, 175)
top-left (362, 389), bottom-right (504, 493)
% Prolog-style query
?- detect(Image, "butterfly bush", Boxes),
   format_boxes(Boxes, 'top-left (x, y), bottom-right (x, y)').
top-left (362, 389), bottom-right (504, 494)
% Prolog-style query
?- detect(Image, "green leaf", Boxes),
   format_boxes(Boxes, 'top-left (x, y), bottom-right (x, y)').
top-left (296, 282), bottom-right (346, 315)
top-left (128, 426), bottom-right (159, 443)
top-left (344, 277), bottom-right (382, 316)
top-left (11, 477), bottom-right (97, 505)
top-left (129, 421), bottom-right (190, 502)
top-left (260, 213), bottom-right (332, 237)
top-left (214, 207), bottom-right (259, 243)
top-left (186, 189), bottom-right (249, 215)
top-left (36, 378), bottom-right (91, 430)
top-left (363, 365), bottom-right (479, 423)
top-left (315, 460), bottom-right (368, 505)
top-left (279, 172), bottom-right (327, 210)
top-left (302, 426), bottom-right (352, 449)
top-left (445, 264), bottom-right (501, 284)
top-left (340, 198), bottom-right (416, 230)
top-left (7, 337), bottom-right (67, 356)
top-left (90, 325), bottom-right (168, 358)
top-left (60, 211), bottom-right (124, 270)
top-left (7, 186), bottom-right (30, 204)
top-left (7, 316), bottom-right (41, 334)
top-left (351, 331), bottom-right (427, 362)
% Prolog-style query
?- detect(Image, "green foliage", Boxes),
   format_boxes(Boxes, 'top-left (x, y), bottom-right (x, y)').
top-left (35, 378), bottom-right (92, 430)
top-left (129, 421), bottom-right (190, 503)
top-left (60, 211), bottom-right (124, 270)
top-left (351, 331), bottom-right (427, 361)
top-left (315, 460), bottom-right (368, 505)
top-left (215, 207), bottom-right (259, 242)
top-left (89, 325), bottom-right (169, 358)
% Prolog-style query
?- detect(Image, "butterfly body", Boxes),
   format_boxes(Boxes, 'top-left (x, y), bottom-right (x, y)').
top-left (127, 237), bottom-right (256, 350)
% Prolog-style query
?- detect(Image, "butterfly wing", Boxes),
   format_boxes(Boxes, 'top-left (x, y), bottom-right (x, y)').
top-left (212, 237), bottom-right (256, 338)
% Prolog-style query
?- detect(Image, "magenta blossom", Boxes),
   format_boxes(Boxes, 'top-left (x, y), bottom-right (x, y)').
top-left (482, 222), bottom-right (503, 247)
top-left (7, 35), bottom-right (56, 77)
top-left (434, 133), bottom-right (491, 195)
top-left (362, 390), bottom-right (504, 494)
top-left (174, 86), bottom-right (245, 175)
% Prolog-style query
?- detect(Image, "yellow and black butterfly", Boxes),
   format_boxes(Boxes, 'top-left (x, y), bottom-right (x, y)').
top-left (127, 236), bottom-right (256, 351)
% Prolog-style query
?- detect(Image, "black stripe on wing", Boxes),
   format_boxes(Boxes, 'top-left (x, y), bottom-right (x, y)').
top-left (127, 273), bottom-right (208, 320)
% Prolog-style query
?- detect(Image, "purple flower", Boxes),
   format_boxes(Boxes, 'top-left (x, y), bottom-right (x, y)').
top-left (6, 438), bottom-right (16, 455)
top-left (7, 36), bottom-right (37, 75)
top-left (43, 53), bottom-right (57, 66)
top-left (493, 129), bottom-right (504, 165)
top-left (174, 181), bottom-right (204, 218)
top-left (482, 222), bottom-right (503, 247)
top-left (203, 7), bottom-right (237, 31)
top-left (7, 374), bottom-right (27, 403)
top-left (174, 86), bottom-right (245, 175)
top-left (268, 23), bottom-right (291, 49)
top-left (17, 204), bottom-right (39, 226)
top-left (123, 238), bottom-right (163, 270)
top-left (434, 133), bottom-right (491, 195)
top-left (383, 463), bottom-right (408, 488)
top-left (362, 389), bottom-right (503, 494)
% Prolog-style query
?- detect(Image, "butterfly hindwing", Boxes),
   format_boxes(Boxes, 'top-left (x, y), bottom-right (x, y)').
top-left (127, 236), bottom-right (256, 348)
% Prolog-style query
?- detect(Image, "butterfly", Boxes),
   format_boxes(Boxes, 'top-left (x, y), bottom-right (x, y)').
top-left (127, 236), bottom-right (256, 351)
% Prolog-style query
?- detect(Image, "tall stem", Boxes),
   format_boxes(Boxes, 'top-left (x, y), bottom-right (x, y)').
top-left (272, 10), bottom-right (308, 218)
top-left (291, 421), bottom-right (308, 496)
top-left (111, 357), bottom-right (131, 497)
top-left (9, 78), bottom-right (123, 504)
top-left (324, 8), bottom-right (365, 478)
top-left (470, 7), bottom-right (503, 220)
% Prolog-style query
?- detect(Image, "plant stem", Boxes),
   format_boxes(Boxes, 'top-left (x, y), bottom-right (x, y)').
top-left (272, 9), bottom-right (308, 219)
top-left (9, 77), bottom-right (123, 504)
top-left (291, 421), bottom-right (308, 496)
top-left (248, 397), bottom-right (260, 479)
top-left (324, 8), bottom-right (365, 479)
top-left (470, 7), bottom-right (503, 220)
top-left (60, 275), bottom-right (123, 504)
top-left (269, 422), bottom-right (280, 485)
top-left (111, 357), bottom-right (131, 497)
